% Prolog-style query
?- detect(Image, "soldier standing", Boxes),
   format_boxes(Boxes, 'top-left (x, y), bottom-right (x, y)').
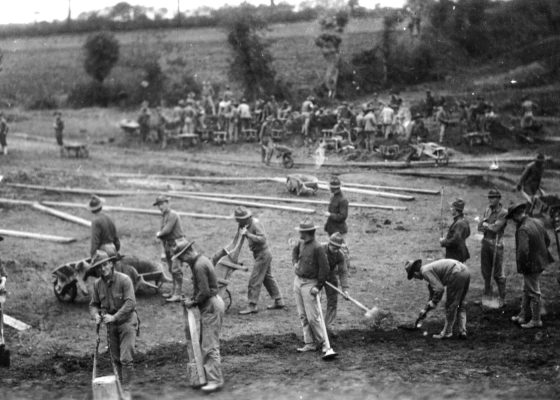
top-left (517, 153), bottom-right (545, 198)
top-left (440, 199), bottom-right (470, 263)
top-left (153, 195), bottom-right (186, 302)
top-left (323, 232), bottom-right (349, 335)
top-left (506, 202), bottom-right (553, 329)
top-left (53, 111), bottom-right (64, 147)
top-left (137, 101), bottom-right (151, 142)
top-left (89, 195), bottom-right (120, 258)
top-left (324, 176), bottom-right (350, 268)
top-left (173, 240), bottom-right (225, 393)
top-left (89, 250), bottom-right (138, 398)
top-left (477, 189), bottom-right (508, 307)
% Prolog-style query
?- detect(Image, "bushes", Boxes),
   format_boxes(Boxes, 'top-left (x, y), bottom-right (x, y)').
top-left (67, 81), bottom-right (124, 108)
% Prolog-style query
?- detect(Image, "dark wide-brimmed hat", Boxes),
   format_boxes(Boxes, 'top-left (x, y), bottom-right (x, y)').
top-left (405, 259), bottom-right (422, 280)
top-left (487, 189), bottom-right (501, 199)
top-left (233, 206), bottom-right (252, 220)
top-left (172, 238), bottom-right (195, 260)
top-left (505, 201), bottom-right (528, 219)
top-left (153, 194), bottom-right (170, 206)
top-left (412, 113), bottom-right (423, 120)
top-left (0, 236), bottom-right (3, 242)
top-left (535, 153), bottom-right (545, 162)
top-left (295, 219), bottom-right (320, 232)
top-left (328, 232), bottom-right (344, 248)
top-left (88, 195), bottom-right (103, 212)
top-left (91, 250), bottom-right (117, 269)
top-left (329, 176), bottom-right (341, 189)
top-left (451, 198), bottom-right (465, 212)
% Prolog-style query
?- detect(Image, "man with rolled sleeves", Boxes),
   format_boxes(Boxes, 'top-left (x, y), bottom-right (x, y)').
top-left (506, 202), bottom-right (552, 329)
top-left (405, 258), bottom-right (471, 339)
top-left (292, 219), bottom-right (330, 354)
top-left (173, 240), bottom-right (225, 393)
top-left (153, 195), bottom-right (186, 302)
top-left (478, 189), bottom-right (508, 307)
top-left (440, 198), bottom-right (471, 263)
top-left (323, 232), bottom-right (349, 334)
top-left (89, 195), bottom-right (120, 258)
top-left (89, 250), bottom-right (138, 398)
top-left (213, 207), bottom-right (284, 314)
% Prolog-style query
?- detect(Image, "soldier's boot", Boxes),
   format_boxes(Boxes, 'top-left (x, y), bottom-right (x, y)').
top-left (483, 280), bottom-right (492, 298)
top-left (497, 280), bottom-right (507, 308)
top-left (521, 298), bottom-right (543, 329)
top-left (457, 309), bottom-right (467, 339)
top-left (433, 320), bottom-right (452, 340)
top-left (121, 363), bottom-right (134, 400)
top-left (2, 146), bottom-right (7, 155)
top-left (166, 277), bottom-right (183, 302)
top-left (511, 293), bottom-right (530, 324)
top-left (162, 281), bottom-right (175, 298)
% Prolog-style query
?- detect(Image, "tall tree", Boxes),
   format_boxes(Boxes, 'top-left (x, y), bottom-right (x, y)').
top-left (83, 32), bottom-right (120, 84)
top-left (222, 6), bottom-right (277, 100)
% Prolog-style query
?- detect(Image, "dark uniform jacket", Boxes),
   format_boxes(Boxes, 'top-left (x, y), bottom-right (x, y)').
top-left (292, 238), bottom-right (329, 290)
top-left (189, 255), bottom-right (219, 309)
top-left (518, 161), bottom-right (544, 196)
top-left (325, 191), bottom-right (349, 235)
top-left (515, 216), bottom-right (552, 275)
top-left (478, 204), bottom-right (507, 244)
top-left (157, 209), bottom-right (185, 245)
top-left (441, 215), bottom-right (470, 262)
top-left (90, 212), bottom-right (120, 258)
top-left (89, 271), bottom-right (136, 324)
top-left (322, 244), bottom-right (349, 290)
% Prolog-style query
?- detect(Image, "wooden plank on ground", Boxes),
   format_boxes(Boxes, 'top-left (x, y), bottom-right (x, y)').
top-left (6, 183), bottom-right (139, 197)
top-left (3, 314), bottom-right (32, 331)
top-left (317, 181), bottom-right (440, 195)
top-left (32, 202), bottom-right (91, 227)
top-left (40, 201), bottom-right (232, 220)
top-left (169, 191), bottom-right (406, 211)
top-left (316, 184), bottom-right (415, 202)
top-left (169, 193), bottom-right (316, 214)
top-left (0, 229), bottom-right (76, 243)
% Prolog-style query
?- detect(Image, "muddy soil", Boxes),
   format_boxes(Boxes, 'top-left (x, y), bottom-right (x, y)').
top-left (1, 111), bottom-right (560, 399)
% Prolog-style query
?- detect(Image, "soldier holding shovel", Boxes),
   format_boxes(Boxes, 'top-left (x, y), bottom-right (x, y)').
top-left (405, 258), bottom-right (471, 339)
top-left (89, 250), bottom-right (138, 399)
top-left (173, 239), bottom-right (225, 393)
top-left (477, 189), bottom-right (508, 308)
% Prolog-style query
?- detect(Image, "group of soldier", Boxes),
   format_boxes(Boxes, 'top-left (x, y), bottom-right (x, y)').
top-left (72, 150), bottom-right (555, 397)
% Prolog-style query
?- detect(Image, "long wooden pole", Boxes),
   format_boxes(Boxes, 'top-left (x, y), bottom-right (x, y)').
top-left (39, 201), bottom-right (232, 220)
top-left (317, 181), bottom-right (439, 195)
top-left (5, 183), bottom-right (140, 197)
top-left (32, 202), bottom-right (91, 227)
top-left (106, 172), bottom-right (275, 183)
top-left (3, 314), bottom-right (32, 331)
top-left (168, 193), bottom-right (316, 214)
top-left (0, 229), bottom-right (76, 243)
top-left (169, 191), bottom-right (406, 211)
top-left (316, 183), bottom-right (415, 201)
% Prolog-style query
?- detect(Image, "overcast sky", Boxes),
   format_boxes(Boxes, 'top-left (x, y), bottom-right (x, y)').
top-left (3, 1), bottom-right (406, 24)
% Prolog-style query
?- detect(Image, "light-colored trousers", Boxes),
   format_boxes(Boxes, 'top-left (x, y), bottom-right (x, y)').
top-left (248, 250), bottom-right (282, 306)
top-left (293, 276), bottom-right (325, 346)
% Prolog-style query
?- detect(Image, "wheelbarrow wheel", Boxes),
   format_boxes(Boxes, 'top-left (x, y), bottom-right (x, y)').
top-left (282, 154), bottom-right (294, 169)
top-left (54, 280), bottom-right (78, 303)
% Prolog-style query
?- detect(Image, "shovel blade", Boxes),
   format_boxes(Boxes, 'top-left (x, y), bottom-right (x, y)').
top-left (0, 345), bottom-right (10, 368)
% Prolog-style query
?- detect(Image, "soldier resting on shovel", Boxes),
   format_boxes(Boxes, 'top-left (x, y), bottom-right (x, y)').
top-left (89, 250), bottom-right (138, 399)
top-left (323, 232), bottom-right (350, 337)
top-left (173, 239), bottom-right (225, 393)
top-left (405, 258), bottom-right (471, 340)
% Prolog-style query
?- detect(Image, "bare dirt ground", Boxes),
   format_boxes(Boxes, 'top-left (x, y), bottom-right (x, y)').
top-left (1, 109), bottom-right (560, 399)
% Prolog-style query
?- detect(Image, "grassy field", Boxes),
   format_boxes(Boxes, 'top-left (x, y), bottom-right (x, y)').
top-left (0, 18), bottom-right (385, 106)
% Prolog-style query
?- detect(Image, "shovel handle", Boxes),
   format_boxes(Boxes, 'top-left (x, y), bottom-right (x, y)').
top-left (324, 281), bottom-right (369, 313)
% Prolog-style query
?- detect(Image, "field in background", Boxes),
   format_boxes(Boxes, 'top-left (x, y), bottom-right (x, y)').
top-left (0, 18), bottom-right (385, 106)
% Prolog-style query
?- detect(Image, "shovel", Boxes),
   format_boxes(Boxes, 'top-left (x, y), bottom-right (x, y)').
top-left (397, 309), bottom-right (428, 331)
top-left (0, 293), bottom-right (10, 368)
